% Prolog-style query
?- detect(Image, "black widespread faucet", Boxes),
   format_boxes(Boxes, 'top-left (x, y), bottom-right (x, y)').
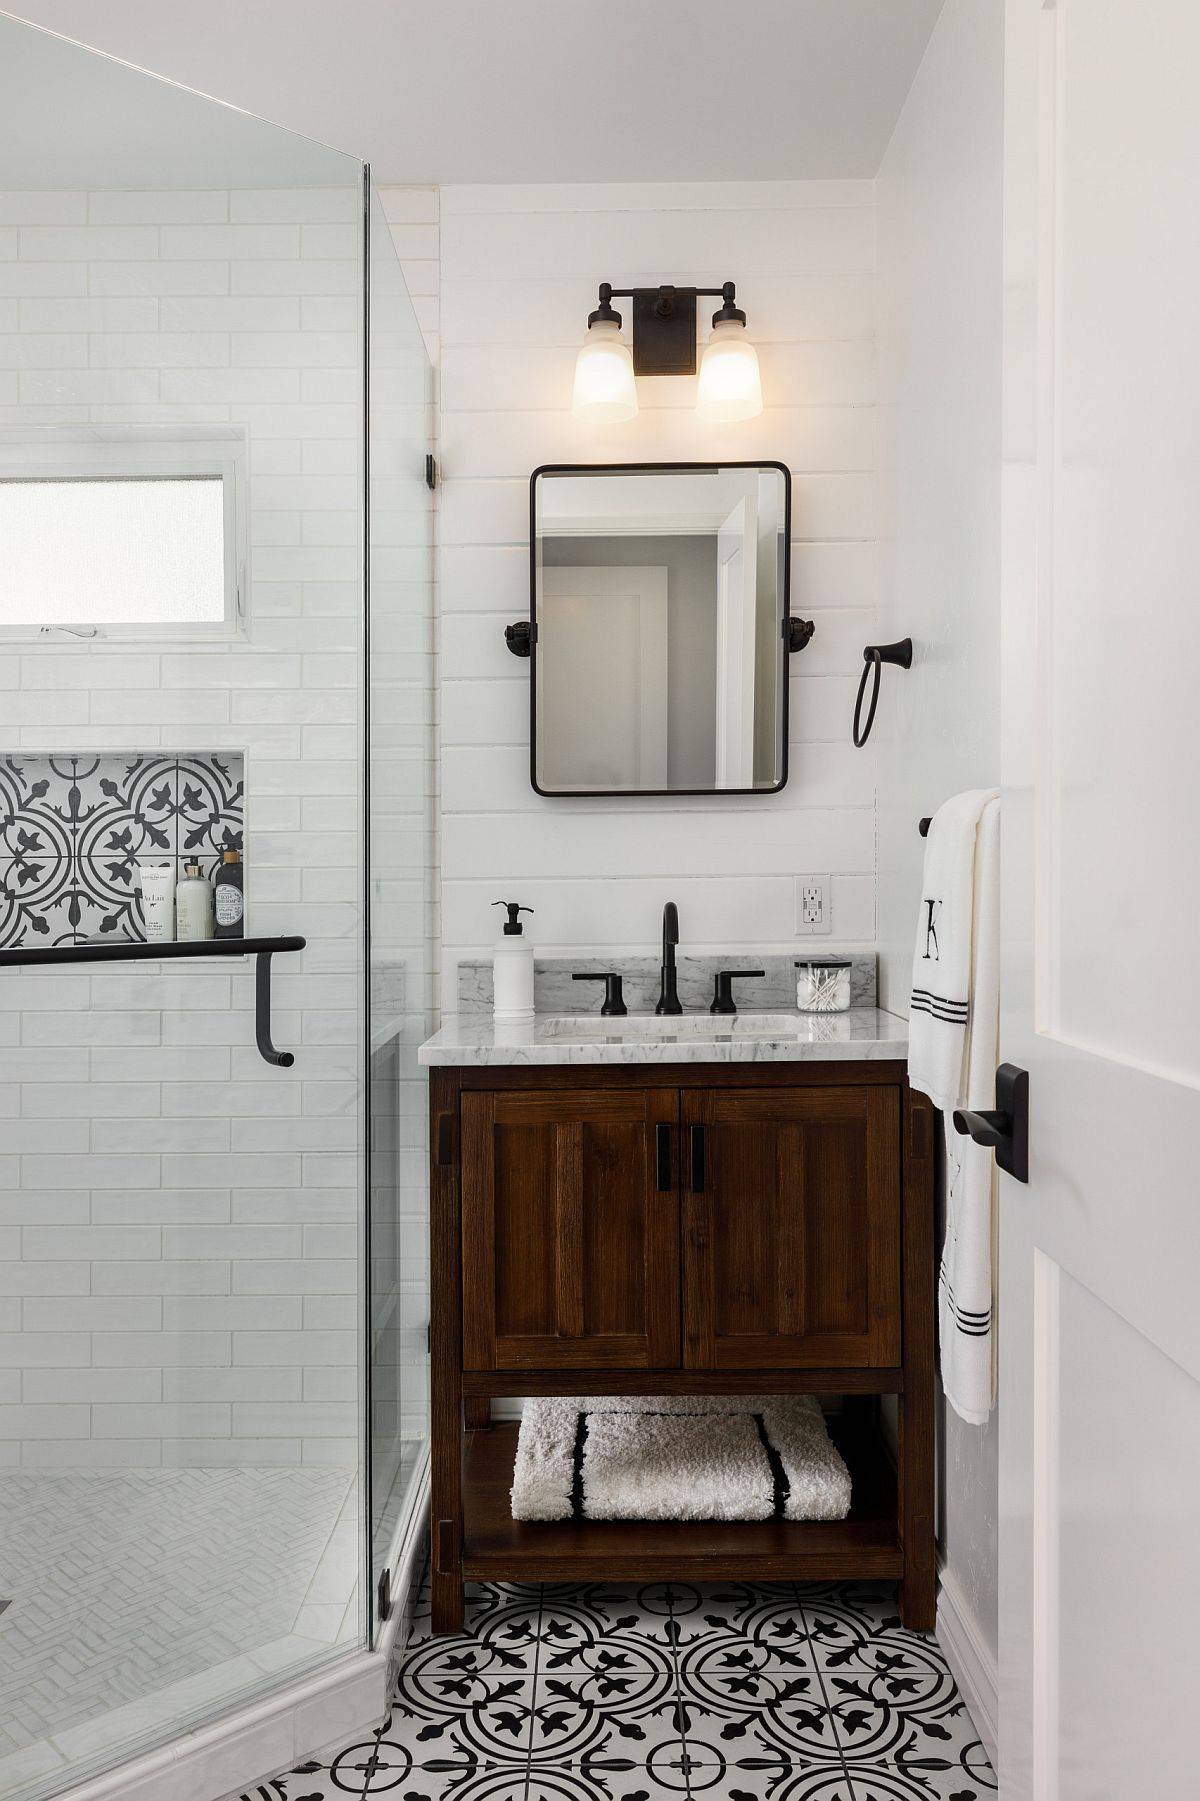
top-left (655, 901), bottom-right (683, 1015)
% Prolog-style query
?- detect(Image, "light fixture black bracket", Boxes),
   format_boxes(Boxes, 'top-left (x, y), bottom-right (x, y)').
top-left (596, 279), bottom-right (743, 377)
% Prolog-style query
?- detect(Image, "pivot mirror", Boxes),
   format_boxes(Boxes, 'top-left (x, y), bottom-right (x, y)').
top-left (522, 462), bottom-right (808, 796)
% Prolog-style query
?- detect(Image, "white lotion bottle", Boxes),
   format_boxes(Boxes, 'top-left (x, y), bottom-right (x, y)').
top-left (176, 861), bottom-right (215, 942)
top-left (138, 862), bottom-right (175, 943)
top-left (492, 900), bottom-right (534, 1023)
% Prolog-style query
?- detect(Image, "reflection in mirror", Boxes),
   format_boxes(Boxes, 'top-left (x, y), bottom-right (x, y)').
top-left (532, 464), bottom-right (789, 795)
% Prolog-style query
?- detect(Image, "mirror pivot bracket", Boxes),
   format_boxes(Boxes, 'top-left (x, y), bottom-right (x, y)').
top-left (787, 616), bottom-right (816, 653)
top-left (505, 621), bottom-right (535, 658)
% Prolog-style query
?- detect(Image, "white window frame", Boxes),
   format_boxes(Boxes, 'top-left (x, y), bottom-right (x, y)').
top-left (0, 425), bottom-right (249, 643)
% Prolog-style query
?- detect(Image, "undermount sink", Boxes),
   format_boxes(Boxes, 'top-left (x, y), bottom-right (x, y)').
top-left (540, 1011), bottom-right (812, 1038)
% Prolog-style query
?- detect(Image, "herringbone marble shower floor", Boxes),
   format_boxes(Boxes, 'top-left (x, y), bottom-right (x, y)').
top-left (0, 1466), bottom-right (359, 1797)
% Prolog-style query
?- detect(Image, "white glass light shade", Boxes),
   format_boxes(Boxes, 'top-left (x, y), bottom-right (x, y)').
top-left (696, 319), bottom-right (763, 422)
top-left (571, 319), bottom-right (638, 422)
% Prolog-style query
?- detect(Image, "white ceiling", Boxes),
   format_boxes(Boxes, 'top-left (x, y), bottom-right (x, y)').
top-left (3, 0), bottom-right (943, 187)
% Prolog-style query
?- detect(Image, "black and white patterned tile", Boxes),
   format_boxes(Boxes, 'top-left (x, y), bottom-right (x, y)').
top-left (0, 750), bottom-right (243, 947)
top-left (225, 1580), bottom-right (994, 1801)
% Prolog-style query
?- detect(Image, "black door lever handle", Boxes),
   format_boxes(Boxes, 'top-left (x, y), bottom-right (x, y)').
top-left (953, 1062), bottom-right (1029, 1183)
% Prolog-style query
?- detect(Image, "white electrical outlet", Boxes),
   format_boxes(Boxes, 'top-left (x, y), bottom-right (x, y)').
top-left (795, 874), bottom-right (831, 935)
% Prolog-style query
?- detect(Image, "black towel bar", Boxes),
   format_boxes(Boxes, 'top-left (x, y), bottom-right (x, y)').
top-left (0, 935), bottom-right (306, 1068)
top-left (853, 638), bottom-right (913, 747)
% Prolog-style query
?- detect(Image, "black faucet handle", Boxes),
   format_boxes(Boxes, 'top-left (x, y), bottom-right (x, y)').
top-left (572, 972), bottom-right (628, 1017)
top-left (710, 969), bottom-right (766, 1016)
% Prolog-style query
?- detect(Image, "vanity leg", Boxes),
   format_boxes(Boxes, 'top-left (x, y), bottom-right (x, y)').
top-left (430, 1377), bottom-right (464, 1634)
top-left (464, 1397), bottom-right (491, 1430)
top-left (899, 1084), bottom-right (938, 1635)
top-left (430, 1071), bottom-right (465, 1635)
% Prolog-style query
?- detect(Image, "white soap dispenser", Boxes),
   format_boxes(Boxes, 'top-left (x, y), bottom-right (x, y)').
top-left (492, 900), bottom-right (534, 1023)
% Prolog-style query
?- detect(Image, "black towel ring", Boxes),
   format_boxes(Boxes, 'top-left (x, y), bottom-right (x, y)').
top-left (852, 638), bottom-right (913, 747)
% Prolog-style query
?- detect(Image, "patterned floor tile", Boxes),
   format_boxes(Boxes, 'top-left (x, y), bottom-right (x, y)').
top-left (819, 1669), bottom-right (976, 1764)
top-left (674, 1671), bottom-right (834, 1765)
top-left (714, 1682), bottom-right (845, 1768)
top-left (526, 1766), bottom-right (690, 1801)
top-left (529, 1670), bottom-right (683, 1766)
top-left (301, 1756), bottom-right (530, 1800)
top-left (390, 1672), bottom-right (536, 1764)
top-left (229, 1579), bottom-right (995, 1801)
top-left (684, 1764), bottom-right (856, 1801)
top-left (537, 1582), bottom-right (683, 1652)
top-left (841, 1744), bottom-right (997, 1800)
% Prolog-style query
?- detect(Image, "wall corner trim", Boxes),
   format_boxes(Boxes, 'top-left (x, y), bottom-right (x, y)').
top-left (936, 1559), bottom-right (999, 1771)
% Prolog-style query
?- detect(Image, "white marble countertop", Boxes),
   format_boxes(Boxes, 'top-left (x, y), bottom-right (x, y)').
top-left (418, 1008), bottom-right (908, 1067)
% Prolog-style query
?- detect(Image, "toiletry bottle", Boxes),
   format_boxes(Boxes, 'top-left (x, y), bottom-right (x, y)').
top-left (176, 861), bottom-right (215, 942)
top-left (492, 901), bottom-right (534, 1022)
top-left (138, 862), bottom-right (176, 943)
top-left (213, 848), bottom-right (244, 940)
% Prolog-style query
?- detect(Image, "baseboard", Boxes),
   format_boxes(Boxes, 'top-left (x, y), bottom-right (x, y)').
top-left (936, 1561), bottom-right (999, 1770)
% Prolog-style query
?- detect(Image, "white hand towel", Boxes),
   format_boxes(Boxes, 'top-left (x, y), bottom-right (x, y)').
top-left (908, 790), bottom-right (1001, 1425)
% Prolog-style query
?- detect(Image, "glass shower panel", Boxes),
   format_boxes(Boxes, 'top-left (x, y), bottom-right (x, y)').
top-left (366, 183), bottom-right (435, 1621)
top-left (0, 18), bottom-right (380, 1800)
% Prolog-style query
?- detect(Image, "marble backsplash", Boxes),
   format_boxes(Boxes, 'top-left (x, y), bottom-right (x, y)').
top-left (458, 953), bottom-right (877, 1017)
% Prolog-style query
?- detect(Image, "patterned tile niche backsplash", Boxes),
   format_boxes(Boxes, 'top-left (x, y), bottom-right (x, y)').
top-left (0, 752), bottom-right (244, 948)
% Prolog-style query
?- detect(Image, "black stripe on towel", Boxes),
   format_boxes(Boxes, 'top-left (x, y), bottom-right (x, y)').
top-left (939, 1266), bottom-right (994, 1335)
top-left (910, 993), bottom-right (969, 1022)
top-left (752, 1413), bottom-right (790, 1519)
top-left (570, 1411), bottom-right (587, 1520)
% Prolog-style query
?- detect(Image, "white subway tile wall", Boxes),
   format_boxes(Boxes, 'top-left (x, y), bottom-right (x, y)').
top-left (431, 180), bottom-right (878, 1001)
top-left (0, 184), bottom-right (373, 1470)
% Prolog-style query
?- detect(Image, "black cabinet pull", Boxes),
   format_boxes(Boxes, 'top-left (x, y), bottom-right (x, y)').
top-left (690, 1124), bottom-right (706, 1193)
top-left (655, 1122), bottom-right (672, 1191)
top-left (953, 1062), bottom-right (1029, 1184)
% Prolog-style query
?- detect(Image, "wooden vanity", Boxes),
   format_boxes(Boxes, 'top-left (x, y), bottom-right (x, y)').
top-left (421, 1010), bottom-right (936, 1633)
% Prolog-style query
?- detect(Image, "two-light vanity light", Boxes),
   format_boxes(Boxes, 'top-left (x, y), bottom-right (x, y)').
top-left (571, 280), bottom-right (763, 424)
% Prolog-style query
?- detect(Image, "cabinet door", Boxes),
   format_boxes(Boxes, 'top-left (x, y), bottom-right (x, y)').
top-left (682, 1085), bottom-right (901, 1369)
top-left (461, 1088), bottom-right (680, 1370)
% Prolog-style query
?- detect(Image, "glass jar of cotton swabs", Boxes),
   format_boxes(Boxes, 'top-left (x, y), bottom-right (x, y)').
top-left (794, 956), bottom-right (852, 1012)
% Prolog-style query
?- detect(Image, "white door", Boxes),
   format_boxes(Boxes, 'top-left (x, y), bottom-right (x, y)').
top-left (1000, 3), bottom-right (1200, 1795)
top-left (715, 495), bottom-right (758, 788)
top-left (537, 565), bottom-right (668, 790)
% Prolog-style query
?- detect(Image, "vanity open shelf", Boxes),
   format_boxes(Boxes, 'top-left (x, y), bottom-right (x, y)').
top-left (460, 1409), bottom-right (901, 1585)
top-left (424, 1038), bottom-right (936, 1634)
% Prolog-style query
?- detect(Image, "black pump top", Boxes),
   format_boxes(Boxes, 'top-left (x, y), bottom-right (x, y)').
top-left (493, 901), bottom-right (533, 936)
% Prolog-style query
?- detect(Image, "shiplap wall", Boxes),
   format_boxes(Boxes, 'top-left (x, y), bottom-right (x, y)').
top-left (433, 181), bottom-right (879, 1000)
top-left (876, 0), bottom-right (1004, 1678)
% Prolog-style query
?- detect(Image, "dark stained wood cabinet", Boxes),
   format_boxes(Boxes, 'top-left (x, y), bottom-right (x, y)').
top-left (429, 1058), bottom-right (935, 1638)
top-left (460, 1087), bottom-right (680, 1370)
top-left (681, 1085), bottom-right (900, 1370)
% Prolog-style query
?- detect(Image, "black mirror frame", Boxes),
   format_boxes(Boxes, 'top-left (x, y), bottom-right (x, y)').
top-left (524, 460), bottom-right (805, 799)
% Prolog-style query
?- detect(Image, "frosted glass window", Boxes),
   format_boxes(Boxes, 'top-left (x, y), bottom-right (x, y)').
top-left (0, 476), bottom-right (226, 626)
